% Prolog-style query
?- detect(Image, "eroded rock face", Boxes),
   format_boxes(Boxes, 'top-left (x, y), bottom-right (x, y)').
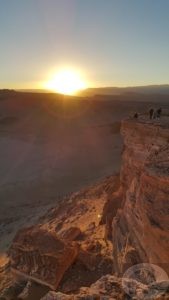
top-left (9, 226), bottom-right (79, 290)
top-left (113, 119), bottom-right (169, 275)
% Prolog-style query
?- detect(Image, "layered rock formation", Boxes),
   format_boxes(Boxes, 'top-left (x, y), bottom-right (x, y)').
top-left (113, 118), bottom-right (169, 275)
top-left (9, 227), bottom-right (78, 290)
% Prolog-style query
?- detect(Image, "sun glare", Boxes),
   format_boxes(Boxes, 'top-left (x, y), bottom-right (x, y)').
top-left (44, 69), bottom-right (87, 95)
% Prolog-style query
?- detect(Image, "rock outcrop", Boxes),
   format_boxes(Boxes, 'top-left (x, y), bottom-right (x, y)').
top-left (113, 118), bottom-right (169, 275)
top-left (8, 175), bottom-right (118, 295)
top-left (9, 227), bottom-right (78, 290)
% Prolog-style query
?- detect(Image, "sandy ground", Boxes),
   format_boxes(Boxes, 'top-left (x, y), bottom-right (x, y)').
top-left (0, 132), bottom-right (122, 252)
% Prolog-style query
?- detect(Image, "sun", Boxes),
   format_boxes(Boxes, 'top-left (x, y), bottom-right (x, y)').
top-left (44, 69), bottom-right (87, 95)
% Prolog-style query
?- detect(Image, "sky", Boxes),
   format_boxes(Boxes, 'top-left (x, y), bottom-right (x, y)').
top-left (0, 0), bottom-right (169, 89)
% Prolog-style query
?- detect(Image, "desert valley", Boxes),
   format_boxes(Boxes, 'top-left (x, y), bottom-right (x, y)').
top-left (0, 90), bottom-right (169, 299)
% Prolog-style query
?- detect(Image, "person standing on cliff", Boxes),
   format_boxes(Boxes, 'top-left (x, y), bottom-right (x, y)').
top-left (156, 107), bottom-right (162, 118)
top-left (149, 108), bottom-right (154, 119)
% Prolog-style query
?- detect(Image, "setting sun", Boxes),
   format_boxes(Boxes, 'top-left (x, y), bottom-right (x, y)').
top-left (44, 69), bottom-right (87, 95)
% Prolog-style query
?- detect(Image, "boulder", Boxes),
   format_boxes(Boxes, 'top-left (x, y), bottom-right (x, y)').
top-left (9, 226), bottom-right (79, 290)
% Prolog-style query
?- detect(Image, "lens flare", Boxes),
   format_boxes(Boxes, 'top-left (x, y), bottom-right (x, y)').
top-left (44, 69), bottom-right (87, 95)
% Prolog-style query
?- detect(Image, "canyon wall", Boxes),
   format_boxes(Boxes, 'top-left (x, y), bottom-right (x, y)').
top-left (113, 118), bottom-right (169, 275)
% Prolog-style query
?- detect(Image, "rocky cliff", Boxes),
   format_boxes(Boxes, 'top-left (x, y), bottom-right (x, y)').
top-left (113, 118), bottom-right (169, 275)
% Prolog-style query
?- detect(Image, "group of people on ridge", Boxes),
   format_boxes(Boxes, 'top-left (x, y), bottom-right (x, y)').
top-left (133, 107), bottom-right (162, 119)
top-left (149, 107), bottom-right (162, 119)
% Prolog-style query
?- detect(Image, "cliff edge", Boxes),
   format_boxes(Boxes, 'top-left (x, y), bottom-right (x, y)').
top-left (113, 117), bottom-right (169, 275)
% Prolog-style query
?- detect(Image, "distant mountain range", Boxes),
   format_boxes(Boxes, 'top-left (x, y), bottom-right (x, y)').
top-left (78, 84), bottom-right (169, 96)
top-left (1, 85), bottom-right (169, 97)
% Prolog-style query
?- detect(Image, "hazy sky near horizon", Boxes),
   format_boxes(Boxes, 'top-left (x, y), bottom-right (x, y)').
top-left (0, 0), bottom-right (169, 89)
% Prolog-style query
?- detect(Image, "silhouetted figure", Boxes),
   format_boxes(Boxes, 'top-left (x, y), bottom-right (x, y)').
top-left (153, 111), bottom-right (157, 119)
top-left (133, 112), bottom-right (138, 119)
top-left (156, 108), bottom-right (162, 118)
top-left (149, 108), bottom-right (154, 119)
